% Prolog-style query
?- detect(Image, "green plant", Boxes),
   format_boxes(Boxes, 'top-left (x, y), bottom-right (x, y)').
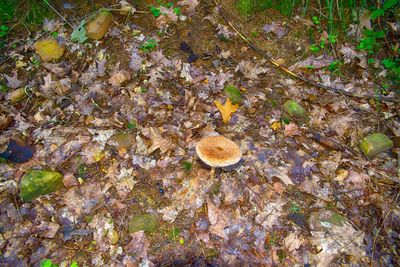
top-left (150, 6), bottom-right (161, 17)
top-left (0, 25), bottom-right (9, 37)
top-left (78, 163), bottom-right (87, 177)
top-left (140, 39), bottom-right (157, 52)
top-left (382, 57), bottom-right (400, 83)
top-left (40, 259), bottom-right (78, 267)
top-left (169, 227), bottom-right (180, 241)
top-left (182, 161), bottom-right (192, 172)
top-left (312, 15), bottom-right (320, 25)
top-left (289, 202), bottom-right (301, 213)
top-left (0, 0), bottom-right (17, 23)
top-left (71, 19), bottom-right (88, 43)
top-left (327, 60), bottom-right (342, 75)
top-left (328, 34), bottom-right (337, 44)
top-left (357, 29), bottom-right (385, 54)
top-left (173, 7), bottom-right (181, 16)
top-left (309, 43), bottom-right (321, 53)
top-left (0, 84), bottom-right (8, 93)
top-left (370, 0), bottom-right (399, 20)
top-left (127, 120), bottom-right (137, 129)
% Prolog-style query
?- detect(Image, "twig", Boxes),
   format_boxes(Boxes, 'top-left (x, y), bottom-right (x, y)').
top-left (213, 0), bottom-right (398, 103)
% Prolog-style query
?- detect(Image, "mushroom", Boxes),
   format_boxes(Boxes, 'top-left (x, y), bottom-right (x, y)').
top-left (195, 135), bottom-right (242, 178)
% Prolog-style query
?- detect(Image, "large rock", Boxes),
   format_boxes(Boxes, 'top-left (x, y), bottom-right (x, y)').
top-left (360, 133), bottom-right (393, 158)
top-left (20, 170), bottom-right (63, 201)
top-left (34, 39), bottom-right (65, 62)
top-left (86, 10), bottom-right (113, 40)
top-left (128, 214), bottom-right (158, 233)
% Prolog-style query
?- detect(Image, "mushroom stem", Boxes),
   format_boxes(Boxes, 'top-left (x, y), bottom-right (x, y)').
top-left (210, 167), bottom-right (215, 180)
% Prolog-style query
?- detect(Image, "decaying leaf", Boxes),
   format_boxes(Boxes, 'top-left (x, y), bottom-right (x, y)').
top-left (148, 127), bottom-right (175, 154)
top-left (178, 0), bottom-right (199, 14)
top-left (4, 73), bottom-right (23, 89)
top-left (310, 222), bottom-right (365, 267)
top-left (126, 231), bottom-right (150, 258)
top-left (236, 60), bottom-right (268, 80)
top-left (159, 168), bottom-right (214, 222)
top-left (263, 22), bottom-right (288, 39)
top-left (214, 98), bottom-right (239, 124)
top-left (108, 69), bottom-right (131, 86)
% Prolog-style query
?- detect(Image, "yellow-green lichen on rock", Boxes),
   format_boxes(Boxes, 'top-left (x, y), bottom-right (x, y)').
top-left (20, 170), bottom-right (63, 201)
top-left (34, 39), bottom-right (65, 62)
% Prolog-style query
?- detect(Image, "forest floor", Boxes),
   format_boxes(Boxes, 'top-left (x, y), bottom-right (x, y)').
top-left (0, 0), bottom-right (399, 266)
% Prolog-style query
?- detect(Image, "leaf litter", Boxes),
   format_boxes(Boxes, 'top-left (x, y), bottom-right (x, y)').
top-left (0, 1), bottom-right (399, 266)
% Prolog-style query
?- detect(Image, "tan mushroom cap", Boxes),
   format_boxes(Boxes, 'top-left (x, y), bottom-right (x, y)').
top-left (196, 135), bottom-right (242, 167)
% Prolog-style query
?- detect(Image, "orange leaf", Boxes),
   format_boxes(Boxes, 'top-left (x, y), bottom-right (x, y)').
top-left (214, 98), bottom-right (239, 124)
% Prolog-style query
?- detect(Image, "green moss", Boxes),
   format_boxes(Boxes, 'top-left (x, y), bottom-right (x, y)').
top-left (283, 100), bottom-right (307, 118)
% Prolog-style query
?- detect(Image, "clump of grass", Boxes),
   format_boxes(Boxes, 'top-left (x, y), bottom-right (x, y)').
top-left (0, 0), bottom-right (53, 29)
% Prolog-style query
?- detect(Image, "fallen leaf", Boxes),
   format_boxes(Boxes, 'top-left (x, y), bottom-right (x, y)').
top-left (36, 221), bottom-right (60, 238)
top-left (71, 19), bottom-right (88, 43)
top-left (148, 127), bottom-right (175, 154)
top-left (270, 121), bottom-right (282, 131)
top-left (236, 60), bottom-right (268, 80)
top-left (284, 123), bottom-right (300, 136)
top-left (214, 98), bottom-right (239, 123)
top-left (126, 231), bottom-right (150, 258)
top-left (159, 168), bottom-right (213, 222)
top-left (4, 73), bottom-right (22, 89)
top-left (41, 62), bottom-right (72, 77)
top-left (310, 222), bottom-right (365, 267)
top-left (263, 22), bottom-right (288, 39)
top-left (207, 198), bottom-right (230, 239)
top-left (284, 231), bottom-right (304, 252)
top-left (178, 0), bottom-right (199, 13)
top-left (108, 70), bottom-right (131, 87)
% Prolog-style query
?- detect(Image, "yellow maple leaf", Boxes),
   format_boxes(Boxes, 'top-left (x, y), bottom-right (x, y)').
top-left (271, 121), bottom-right (282, 131)
top-left (214, 98), bottom-right (239, 123)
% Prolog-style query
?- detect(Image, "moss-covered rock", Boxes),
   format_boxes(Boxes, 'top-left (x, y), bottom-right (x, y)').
top-left (128, 213), bottom-right (158, 233)
top-left (86, 11), bottom-right (113, 40)
top-left (20, 170), bottom-right (63, 201)
top-left (360, 133), bottom-right (393, 158)
top-left (34, 39), bottom-right (65, 62)
top-left (283, 100), bottom-right (307, 118)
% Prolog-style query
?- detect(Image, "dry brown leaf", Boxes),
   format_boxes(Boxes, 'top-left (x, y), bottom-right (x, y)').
top-left (108, 69), bottom-right (131, 86)
top-left (284, 122), bottom-right (300, 136)
top-left (126, 231), bottom-right (150, 259)
top-left (148, 127), bottom-right (175, 154)
top-left (207, 198), bottom-right (230, 239)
